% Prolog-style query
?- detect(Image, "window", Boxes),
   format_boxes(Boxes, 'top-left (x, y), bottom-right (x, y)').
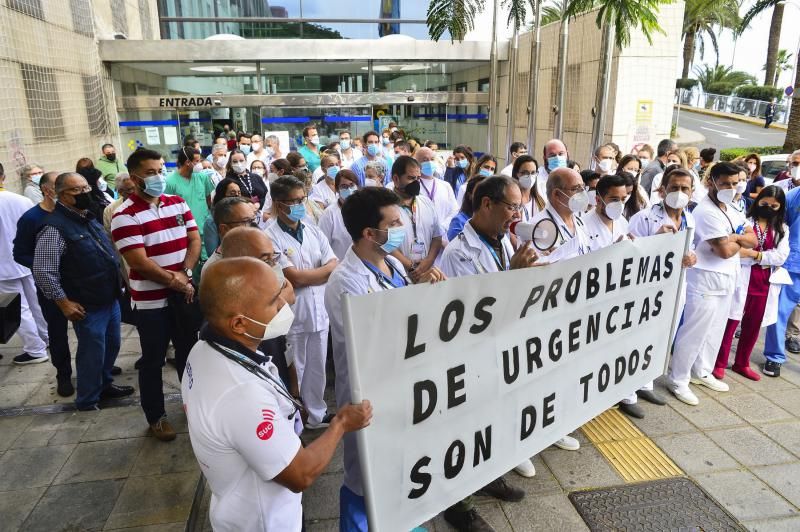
top-left (70, 0), bottom-right (94, 37)
top-left (7, 0), bottom-right (44, 20)
top-left (454, 82), bottom-right (468, 123)
top-left (111, 0), bottom-right (128, 35)
top-left (20, 63), bottom-right (65, 141)
top-left (139, 0), bottom-right (153, 39)
top-left (82, 75), bottom-right (107, 137)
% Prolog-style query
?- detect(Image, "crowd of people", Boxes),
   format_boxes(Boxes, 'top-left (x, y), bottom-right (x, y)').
top-left (1, 121), bottom-right (800, 532)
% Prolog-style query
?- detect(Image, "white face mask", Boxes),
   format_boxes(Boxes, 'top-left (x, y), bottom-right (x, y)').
top-left (310, 135), bottom-right (320, 146)
top-left (602, 199), bottom-right (624, 220)
top-left (252, 142), bottom-right (262, 152)
top-left (242, 303), bottom-right (294, 342)
top-left (98, 178), bottom-right (108, 192)
top-left (216, 155), bottom-right (229, 168)
top-left (598, 159), bottom-right (615, 174)
top-left (665, 191), bottom-right (690, 210)
top-left (715, 186), bottom-right (737, 205)
top-left (587, 190), bottom-right (597, 206)
top-left (252, 168), bottom-right (265, 177)
top-left (639, 158), bottom-right (651, 167)
top-left (232, 162), bottom-right (248, 174)
top-left (268, 172), bottom-right (280, 183)
top-left (193, 163), bottom-right (204, 173)
top-left (792, 166), bottom-right (800, 180)
top-left (560, 189), bottom-right (589, 213)
top-left (735, 181), bottom-right (747, 195)
top-left (518, 173), bottom-right (534, 190)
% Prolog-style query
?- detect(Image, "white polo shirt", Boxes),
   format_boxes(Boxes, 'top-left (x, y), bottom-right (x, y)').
top-left (440, 221), bottom-right (514, 277)
top-left (397, 195), bottom-right (443, 261)
top-left (583, 208), bottom-right (629, 252)
top-left (309, 180), bottom-right (337, 210)
top-left (266, 219), bottom-right (337, 334)
top-left (419, 176), bottom-right (459, 237)
top-left (318, 202), bottom-right (352, 261)
top-left (182, 338), bottom-right (302, 532)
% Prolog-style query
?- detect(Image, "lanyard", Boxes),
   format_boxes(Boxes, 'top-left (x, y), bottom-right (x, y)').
top-left (752, 219), bottom-right (769, 251)
top-left (238, 173), bottom-right (254, 197)
top-left (208, 340), bottom-right (303, 418)
top-left (657, 203), bottom-right (687, 231)
top-left (477, 234), bottom-right (508, 271)
top-left (420, 178), bottom-right (437, 201)
top-left (403, 198), bottom-right (419, 241)
top-left (361, 259), bottom-right (409, 289)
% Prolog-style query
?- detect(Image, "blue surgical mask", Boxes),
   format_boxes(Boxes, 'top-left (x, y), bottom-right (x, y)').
top-left (478, 168), bottom-right (493, 178)
top-left (375, 226), bottom-right (405, 253)
top-left (421, 161), bottom-right (437, 177)
top-left (326, 165), bottom-right (340, 179)
top-left (367, 144), bottom-right (380, 157)
top-left (340, 139), bottom-right (351, 150)
top-left (338, 186), bottom-right (356, 200)
top-left (240, 145), bottom-right (251, 155)
top-left (287, 203), bottom-right (306, 222)
top-left (382, 137), bottom-right (390, 145)
top-left (143, 174), bottom-right (166, 197)
top-left (30, 173), bottom-right (43, 185)
top-left (457, 159), bottom-right (469, 169)
top-left (547, 155), bottom-right (568, 170)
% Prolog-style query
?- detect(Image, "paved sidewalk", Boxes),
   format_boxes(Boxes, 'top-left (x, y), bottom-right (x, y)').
top-left (2, 324), bottom-right (800, 531)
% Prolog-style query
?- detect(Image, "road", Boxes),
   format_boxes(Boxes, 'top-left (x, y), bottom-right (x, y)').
top-left (672, 108), bottom-right (786, 149)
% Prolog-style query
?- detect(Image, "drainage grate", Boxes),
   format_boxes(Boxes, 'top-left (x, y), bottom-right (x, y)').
top-left (569, 477), bottom-right (746, 531)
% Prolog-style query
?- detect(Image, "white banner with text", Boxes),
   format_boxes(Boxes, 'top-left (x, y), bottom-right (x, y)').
top-left (343, 231), bottom-right (689, 531)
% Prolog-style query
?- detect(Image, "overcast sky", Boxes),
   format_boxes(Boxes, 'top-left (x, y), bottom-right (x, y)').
top-left (706, 0), bottom-right (800, 87)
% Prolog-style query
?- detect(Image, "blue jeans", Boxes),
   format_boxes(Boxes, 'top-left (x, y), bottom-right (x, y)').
top-left (73, 302), bottom-right (121, 409)
top-left (765, 270), bottom-right (800, 364)
top-left (340, 485), bottom-right (368, 532)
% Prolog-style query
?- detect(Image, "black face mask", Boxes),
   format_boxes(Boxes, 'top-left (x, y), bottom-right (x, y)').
top-left (755, 205), bottom-right (778, 219)
top-left (402, 179), bottom-right (421, 197)
top-left (106, 153), bottom-right (116, 162)
top-left (73, 192), bottom-right (92, 211)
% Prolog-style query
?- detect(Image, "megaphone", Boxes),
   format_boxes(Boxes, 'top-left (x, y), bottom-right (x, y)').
top-left (510, 219), bottom-right (559, 251)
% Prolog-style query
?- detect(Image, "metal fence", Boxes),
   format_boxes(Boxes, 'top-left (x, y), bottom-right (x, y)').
top-left (675, 88), bottom-right (791, 125)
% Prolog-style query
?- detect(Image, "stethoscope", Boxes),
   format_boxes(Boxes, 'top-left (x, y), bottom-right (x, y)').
top-left (546, 208), bottom-right (586, 251)
top-left (208, 341), bottom-right (303, 420)
top-left (455, 232), bottom-right (510, 274)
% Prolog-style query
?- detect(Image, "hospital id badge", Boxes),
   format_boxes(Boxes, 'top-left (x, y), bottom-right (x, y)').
top-left (410, 240), bottom-right (426, 262)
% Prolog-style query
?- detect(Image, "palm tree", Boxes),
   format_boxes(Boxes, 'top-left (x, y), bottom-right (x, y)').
top-left (693, 64), bottom-right (756, 91)
top-left (541, 0), bottom-right (569, 25)
top-left (783, 53), bottom-right (800, 152)
top-left (681, 0), bottom-right (741, 79)
top-left (763, 49), bottom-right (794, 86)
top-left (739, 0), bottom-right (785, 87)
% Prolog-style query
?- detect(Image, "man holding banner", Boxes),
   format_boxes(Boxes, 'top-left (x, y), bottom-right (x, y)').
top-left (325, 187), bottom-right (445, 531)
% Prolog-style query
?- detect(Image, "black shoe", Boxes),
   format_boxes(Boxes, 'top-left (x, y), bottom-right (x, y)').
top-left (763, 360), bottom-right (781, 377)
top-left (305, 412), bottom-right (335, 430)
top-left (636, 389), bottom-right (667, 405)
top-left (443, 508), bottom-right (495, 532)
top-left (111, 365), bottom-right (122, 376)
top-left (165, 358), bottom-right (176, 367)
top-left (476, 477), bottom-right (524, 502)
top-left (56, 377), bottom-right (74, 397)
top-left (618, 401), bottom-right (645, 419)
top-left (13, 352), bottom-right (49, 365)
top-left (77, 404), bottom-right (100, 412)
top-left (786, 338), bottom-right (800, 354)
top-left (100, 384), bottom-right (135, 399)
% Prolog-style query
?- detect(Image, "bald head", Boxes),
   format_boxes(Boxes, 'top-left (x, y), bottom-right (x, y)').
top-left (200, 257), bottom-right (280, 326)
top-left (220, 226), bottom-right (275, 261)
top-left (414, 147), bottom-right (435, 163)
top-left (546, 167), bottom-right (582, 199)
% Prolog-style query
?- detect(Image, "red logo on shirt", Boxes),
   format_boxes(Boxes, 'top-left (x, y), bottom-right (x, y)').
top-left (256, 409), bottom-right (275, 441)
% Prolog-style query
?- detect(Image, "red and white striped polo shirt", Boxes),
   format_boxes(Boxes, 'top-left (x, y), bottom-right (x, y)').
top-left (111, 193), bottom-right (198, 309)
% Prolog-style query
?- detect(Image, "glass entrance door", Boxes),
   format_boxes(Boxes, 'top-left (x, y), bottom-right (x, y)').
top-left (259, 106), bottom-right (373, 155)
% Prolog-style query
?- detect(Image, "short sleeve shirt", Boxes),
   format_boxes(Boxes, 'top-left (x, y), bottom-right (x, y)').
top-left (692, 195), bottom-right (739, 275)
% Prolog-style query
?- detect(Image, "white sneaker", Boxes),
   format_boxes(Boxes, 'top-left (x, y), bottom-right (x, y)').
top-left (691, 374), bottom-right (729, 392)
top-left (553, 435), bottom-right (580, 451)
top-left (671, 387), bottom-right (700, 406)
top-left (513, 459), bottom-right (536, 478)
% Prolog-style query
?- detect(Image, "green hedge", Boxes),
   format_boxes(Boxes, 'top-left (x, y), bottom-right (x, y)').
top-left (676, 78), bottom-right (698, 90)
top-left (707, 81), bottom-right (739, 95)
top-left (720, 146), bottom-right (784, 161)
top-left (734, 85), bottom-right (783, 102)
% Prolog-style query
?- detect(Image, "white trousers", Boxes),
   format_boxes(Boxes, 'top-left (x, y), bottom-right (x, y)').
top-left (669, 269), bottom-right (735, 393)
top-left (0, 275), bottom-right (48, 357)
top-left (287, 329), bottom-right (329, 425)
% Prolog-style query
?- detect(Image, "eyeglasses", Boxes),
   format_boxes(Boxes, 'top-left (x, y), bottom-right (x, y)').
top-left (64, 185), bottom-right (92, 194)
top-left (560, 186), bottom-right (585, 195)
top-left (259, 252), bottom-right (283, 267)
top-left (278, 197), bottom-right (307, 206)
top-left (497, 199), bottom-right (523, 212)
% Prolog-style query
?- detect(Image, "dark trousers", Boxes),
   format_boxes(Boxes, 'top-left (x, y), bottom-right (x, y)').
top-left (136, 302), bottom-right (199, 424)
top-left (37, 290), bottom-right (72, 379)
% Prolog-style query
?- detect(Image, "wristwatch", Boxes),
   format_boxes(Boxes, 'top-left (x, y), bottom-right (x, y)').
top-left (183, 267), bottom-right (193, 279)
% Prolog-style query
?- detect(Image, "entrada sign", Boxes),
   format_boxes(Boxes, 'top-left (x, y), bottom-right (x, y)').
top-left (159, 97), bottom-right (214, 107)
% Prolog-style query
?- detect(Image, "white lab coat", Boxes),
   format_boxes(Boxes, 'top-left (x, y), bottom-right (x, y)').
top-left (440, 221), bottom-right (514, 277)
top-left (419, 176), bottom-right (459, 237)
top-left (733, 223), bottom-right (790, 326)
top-left (324, 247), bottom-right (408, 496)
top-left (529, 206), bottom-right (591, 260)
top-left (582, 209), bottom-right (630, 252)
top-left (309, 180), bottom-right (337, 209)
top-left (397, 195), bottom-right (443, 261)
top-left (318, 202), bottom-right (352, 261)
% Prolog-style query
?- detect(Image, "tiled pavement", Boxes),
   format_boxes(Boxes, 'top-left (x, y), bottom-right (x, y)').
top-left (2, 324), bottom-right (800, 531)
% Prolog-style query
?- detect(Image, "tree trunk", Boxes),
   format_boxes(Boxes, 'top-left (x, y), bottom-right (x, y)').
top-left (682, 28), bottom-right (696, 79)
top-left (764, 3), bottom-right (784, 87)
top-left (783, 54), bottom-right (800, 152)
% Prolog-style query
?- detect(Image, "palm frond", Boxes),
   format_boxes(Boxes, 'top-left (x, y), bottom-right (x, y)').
top-left (738, 0), bottom-right (779, 36)
top-left (426, 0), bottom-right (486, 42)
